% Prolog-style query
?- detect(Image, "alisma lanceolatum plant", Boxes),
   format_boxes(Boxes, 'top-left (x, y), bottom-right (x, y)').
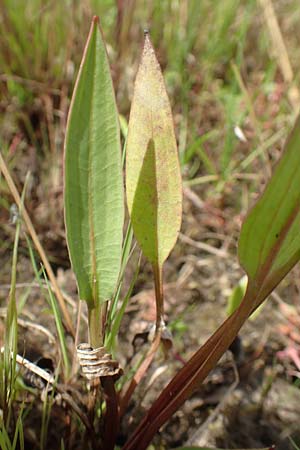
top-left (63, 16), bottom-right (300, 450)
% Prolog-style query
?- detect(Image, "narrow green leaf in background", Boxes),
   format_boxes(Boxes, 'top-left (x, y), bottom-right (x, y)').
top-left (64, 17), bottom-right (124, 311)
top-left (238, 115), bottom-right (300, 305)
top-left (226, 275), bottom-right (248, 315)
top-left (126, 32), bottom-right (182, 268)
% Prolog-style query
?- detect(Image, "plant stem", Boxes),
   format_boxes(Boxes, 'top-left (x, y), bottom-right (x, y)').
top-left (88, 303), bottom-right (119, 450)
top-left (88, 303), bottom-right (103, 348)
top-left (120, 330), bottom-right (161, 417)
top-left (122, 286), bottom-right (256, 450)
top-left (102, 377), bottom-right (119, 450)
top-left (120, 263), bottom-right (164, 415)
top-left (86, 303), bottom-right (102, 443)
top-left (153, 263), bottom-right (164, 332)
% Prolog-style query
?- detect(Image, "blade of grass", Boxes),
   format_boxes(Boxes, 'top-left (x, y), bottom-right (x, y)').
top-left (25, 235), bottom-right (71, 379)
top-left (106, 223), bottom-right (134, 326)
top-left (289, 437), bottom-right (300, 450)
top-left (0, 426), bottom-right (11, 450)
top-left (40, 378), bottom-right (56, 450)
top-left (105, 222), bottom-right (135, 341)
top-left (182, 131), bottom-right (219, 174)
top-left (3, 173), bottom-right (29, 429)
top-left (12, 409), bottom-right (25, 450)
top-left (41, 267), bottom-right (70, 379)
top-left (184, 175), bottom-right (219, 187)
top-left (238, 127), bottom-right (287, 171)
top-left (25, 234), bottom-right (48, 291)
top-left (105, 254), bottom-right (141, 353)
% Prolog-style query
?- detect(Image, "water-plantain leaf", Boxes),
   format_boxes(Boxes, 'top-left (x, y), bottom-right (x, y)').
top-left (64, 17), bottom-right (124, 307)
top-left (126, 32), bottom-right (182, 267)
top-left (239, 115), bottom-right (300, 304)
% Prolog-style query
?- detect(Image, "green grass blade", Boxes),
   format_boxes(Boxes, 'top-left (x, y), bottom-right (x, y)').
top-left (289, 437), bottom-right (300, 450)
top-left (238, 114), bottom-right (300, 302)
top-left (105, 255), bottom-right (140, 352)
top-left (182, 131), bottom-right (218, 174)
top-left (126, 32), bottom-right (182, 267)
top-left (41, 267), bottom-right (70, 378)
top-left (25, 235), bottom-right (70, 376)
top-left (0, 425), bottom-right (11, 450)
top-left (16, 414), bottom-right (24, 450)
top-left (12, 409), bottom-right (25, 450)
top-left (64, 16), bottom-right (124, 308)
top-left (105, 221), bottom-right (134, 332)
top-left (3, 173), bottom-right (29, 428)
top-left (226, 275), bottom-right (248, 315)
top-left (25, 234), bottom-right (44, 290)
top-left (40, 377), bottom-right (56, 450)
top-left (227, 275), bottom-right (265, 320)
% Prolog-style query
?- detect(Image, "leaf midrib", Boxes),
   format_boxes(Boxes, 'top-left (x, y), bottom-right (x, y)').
top-left (255, 200), bottom-right (300, 298)
top-left (87, 31), bottom-right (98, 307)
top-left (256, 155), bottom-right (299, 273)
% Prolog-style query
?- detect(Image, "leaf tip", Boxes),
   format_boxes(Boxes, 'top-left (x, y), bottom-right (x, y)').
top-left (92, 15), bottom-right (100, 25)
top-left (143, 28), bottom-right (152, 49)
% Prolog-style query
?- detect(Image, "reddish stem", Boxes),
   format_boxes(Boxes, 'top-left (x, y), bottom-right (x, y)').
top-left (101, 377), bottom-right (119, 450)
top-left (120, 263), bottom-right (164, 415)
top-left (120, 330), bottom-right (161, 416)
top-left (122, 287), bottom-right (256, 450)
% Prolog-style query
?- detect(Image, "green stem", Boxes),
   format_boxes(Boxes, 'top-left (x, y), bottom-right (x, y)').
top-left (153, 263), bottom-right (164, 332)
top-left (88, 303), bottom-right (103, 348)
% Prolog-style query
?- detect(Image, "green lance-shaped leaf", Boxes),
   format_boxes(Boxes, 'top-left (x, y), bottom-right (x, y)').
top-left (239, 114), bottom-right (300, 304)
top-left (64, 17), bottom-right (124, 309)
top-left (121, 33), bottom-right (182, 405)
top-left (126, 32), bottom-right (182, 268)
